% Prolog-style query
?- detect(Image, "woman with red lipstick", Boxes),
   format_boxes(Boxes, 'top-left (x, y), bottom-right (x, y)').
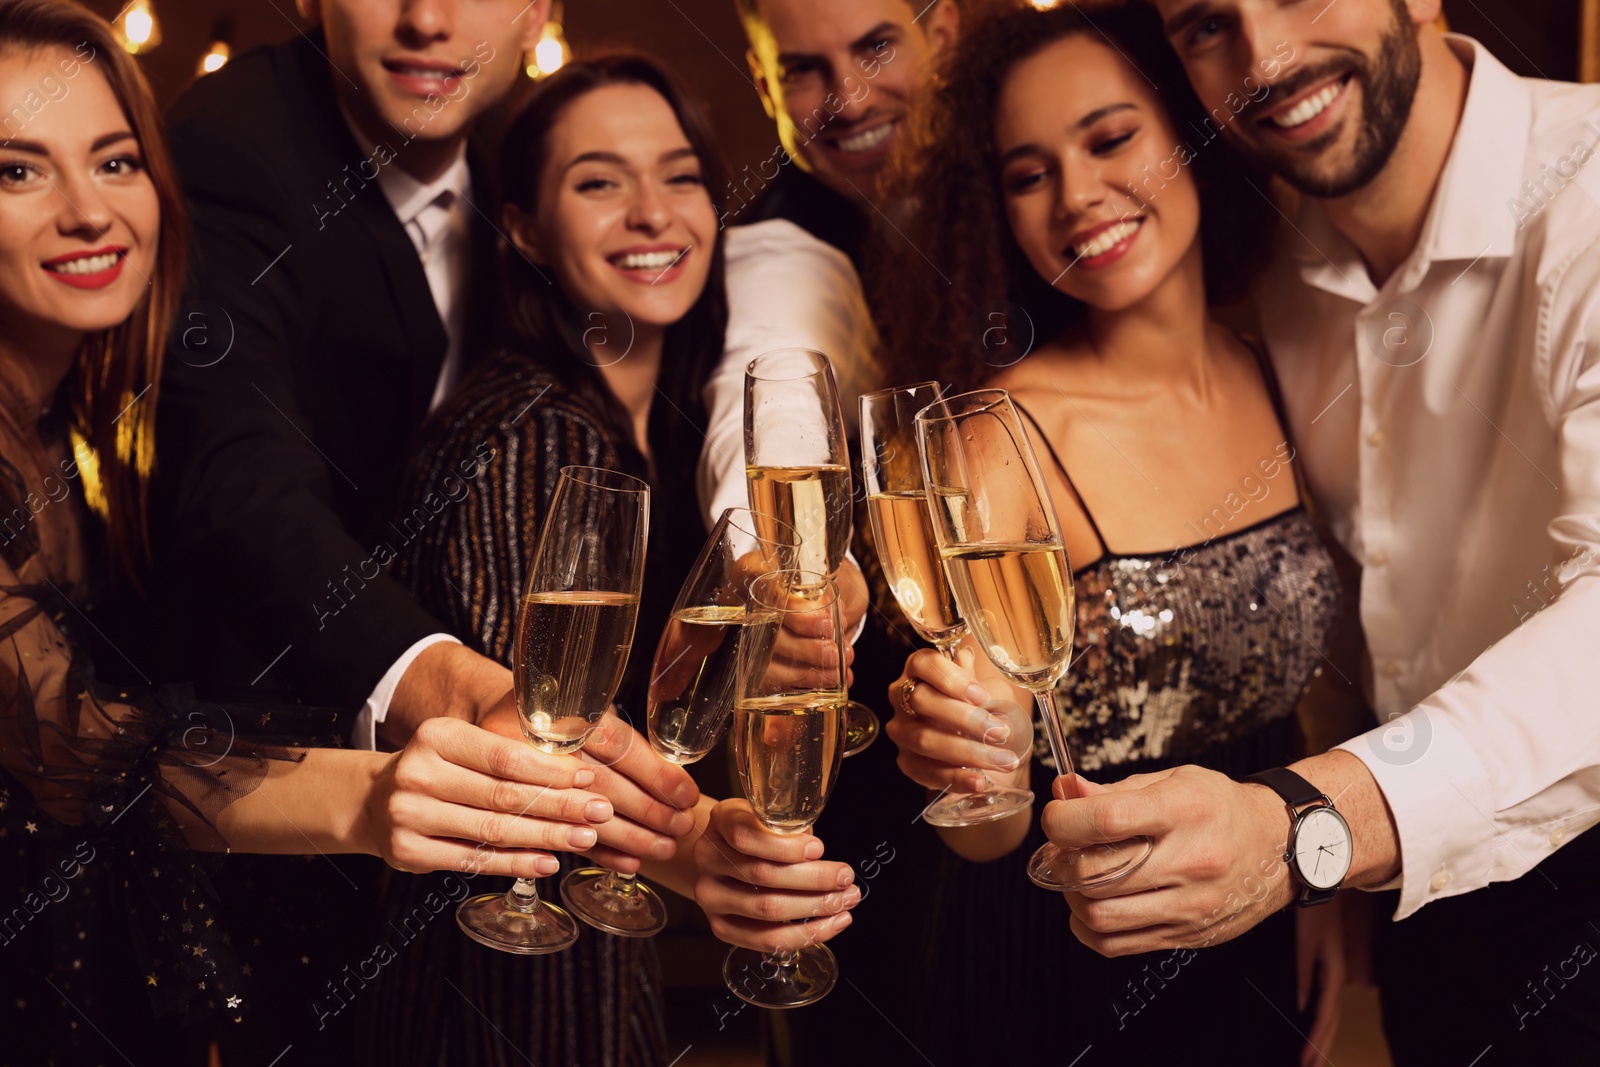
top-left (0, 5), bottom-right (666, 1061)
top-left (873, 3), bottom-right (1350, 1064)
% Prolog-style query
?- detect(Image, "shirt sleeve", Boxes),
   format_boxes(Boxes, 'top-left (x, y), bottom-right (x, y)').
top-left (1336, 260), bottom-right (1600, 920)
top-left (350, 632), bottom-right (462, 751)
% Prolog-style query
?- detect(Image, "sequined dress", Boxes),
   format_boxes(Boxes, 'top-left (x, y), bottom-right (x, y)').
top-left (913, 398), bottom-right (1341, 1064)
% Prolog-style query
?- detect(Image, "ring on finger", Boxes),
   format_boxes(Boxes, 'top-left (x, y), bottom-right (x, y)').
top-left (898, 678), bottom-right (918, 716)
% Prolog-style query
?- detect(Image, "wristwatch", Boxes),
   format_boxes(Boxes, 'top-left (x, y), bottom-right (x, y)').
top-left (1242, 767), bottom-right (1352, 907)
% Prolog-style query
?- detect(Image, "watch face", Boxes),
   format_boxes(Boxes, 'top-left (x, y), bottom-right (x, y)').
top-left (1294, 807), bottom-right (1352, 890)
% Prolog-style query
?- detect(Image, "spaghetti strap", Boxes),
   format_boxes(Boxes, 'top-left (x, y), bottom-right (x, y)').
top-left (1237, 333), bottom-right (1311, 506)
top-left (1012, 398), bottom-right (1111, 556)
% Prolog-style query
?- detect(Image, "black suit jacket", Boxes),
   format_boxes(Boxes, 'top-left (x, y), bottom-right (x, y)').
top-left (152, 31), bottom-right (502, 711)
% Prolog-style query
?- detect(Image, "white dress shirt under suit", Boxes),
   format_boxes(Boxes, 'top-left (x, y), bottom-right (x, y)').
top-left (1261, 37), bottom-right (1600, 920)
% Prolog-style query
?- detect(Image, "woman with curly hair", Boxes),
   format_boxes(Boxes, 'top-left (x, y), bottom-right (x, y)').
top-left (876, 3), bottom-right (1347, 1062)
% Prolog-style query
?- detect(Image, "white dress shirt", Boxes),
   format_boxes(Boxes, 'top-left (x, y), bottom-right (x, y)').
top-left (1260, 36), bottom-right (1600, 920)
top-left (700, 219), bottom-right (879, 527)
top-left (343, 114), bottom-right (475, 748)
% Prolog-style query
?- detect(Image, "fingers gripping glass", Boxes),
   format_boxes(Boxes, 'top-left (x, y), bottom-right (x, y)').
top-left (723, 570), bottom-right (848, 1009)
top-left (915, 391), bottom-right (1152, 892)
top-left (744, 348), bottom-right (878, 757)
top-left (457, 466), bottom-right (648, 954)
top-left (861, 381), bottom-right (1035, 828)
top-left (562, 510), bottom-right (802, 936)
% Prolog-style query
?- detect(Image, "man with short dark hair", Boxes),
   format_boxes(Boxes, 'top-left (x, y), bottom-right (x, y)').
top-left (1048, 2), bottom-right (1600, 1061)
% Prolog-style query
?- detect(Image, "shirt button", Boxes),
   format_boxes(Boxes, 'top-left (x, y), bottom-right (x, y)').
top-left (1369, 550), bottom-right (1389, 566)
top-left (1382, 661), bottom-right (1402, 678)
top-left (1367, 429), bottom-right (1388, 447)
top-left (1550, 827), bottom-right (1567, 847)
top-left (1429, 868), bottom-right (1452, 892)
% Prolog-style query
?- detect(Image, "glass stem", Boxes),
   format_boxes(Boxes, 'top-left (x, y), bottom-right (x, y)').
top-left (503, 877), bottom-right (544, 914)
top-left (1032, 690), bottom-right (1076, 782)
top-left (605, 870), bottom-right (639, 894)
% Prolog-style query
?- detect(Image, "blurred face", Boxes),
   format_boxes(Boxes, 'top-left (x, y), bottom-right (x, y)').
top-left (995, 35), bottom-right (1202, 314)
top-left (508, 84), bottom-right (717, 340)
top-left (747, 0), bottom-right (958, 204)
top-left (1156, 0), bottom-right (1424, 198)
top-left (302, 0), bottom-right (547, 148)
top-left (0, 48), bottom-right (158, 351)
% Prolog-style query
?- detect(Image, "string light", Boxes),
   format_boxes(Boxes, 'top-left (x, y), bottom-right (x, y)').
top-left (197, 17), bottom-right (234, 76)
top-left (525, 3), bottom-right (571, 79)
top-left (115, 0), bottom-right (161, 55)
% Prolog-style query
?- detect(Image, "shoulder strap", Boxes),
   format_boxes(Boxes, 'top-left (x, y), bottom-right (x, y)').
top-left (1012, 398), bottom-right (1110, 556)
top-left (1239, 334), bottom-right (1310, 505)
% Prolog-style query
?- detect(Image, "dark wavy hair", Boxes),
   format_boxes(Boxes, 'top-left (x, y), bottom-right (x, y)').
top-left (0, 0), bottom-right (187, 576)
top-left (870, 1), bottom-right (1274, 393)
top-left (497, 54), bottom-right (728, 481)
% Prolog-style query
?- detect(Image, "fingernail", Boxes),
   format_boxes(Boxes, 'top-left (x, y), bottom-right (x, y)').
top-left (567, 826), bottom-right (597, 848)
top-left (843, 886), bottom-right (862, 907)
top-left (804, 839), bottom-right (824, 860)
top-left (837, 910), bottom-right (853, 927)
top-left (674, 783), bottom-right (700, 809)
top-left (650, 838), bottom-right (677, 861)
top-left (585, 800), bottom-right (612, 822)
top-left (994, 752), bottom-right (1020, 772)
top-left (985, 718), bottom-right (1010, 743)
top-left (536, 855), bottom-right (560, 876)
top-left (967, 683), bottom-right (991, 705)
top-left (573, 767), bottom-right (596, 788)
top-left (836, 867), bottom-right (855, 888)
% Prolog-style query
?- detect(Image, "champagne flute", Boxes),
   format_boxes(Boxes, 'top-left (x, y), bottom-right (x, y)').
top-left (722, 568), bottom-right (848, 1009)
top-left (456, 466), bottom-right (648, 954)
top-left (560, 510), bottom-right (797, 936)
top-left (744, 348), bottom-right (878, 757)
top-left (861, 382), bottom-right (1035, 828)
top-left (915, 391), bottom-right (1152, 891)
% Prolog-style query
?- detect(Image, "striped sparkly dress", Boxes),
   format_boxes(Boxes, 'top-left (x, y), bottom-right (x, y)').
top-left (353, 344), bottom-right (701, 1067)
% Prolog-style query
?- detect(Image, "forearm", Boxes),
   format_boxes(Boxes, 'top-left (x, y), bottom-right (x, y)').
top-left (640, 793), bottom-right (716, 900)
top-left (209, 748), bottom-right (388, 855)
top-left (1289, 749), bottom-right (1401, 889)
top-left (937, 805), bottom-right (1032, 862)
top-left (380, 642), bottom-right (512, 747)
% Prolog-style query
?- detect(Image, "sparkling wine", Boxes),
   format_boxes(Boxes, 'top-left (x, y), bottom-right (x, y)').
top-left (734, 692), bottom-right (845, 834)
top-left (647, 604), bottom-right (775, 765)
top-left (939, 542), bottom-right (1073, 690)
top-left (745, 464), bottom-right (851, 580)
top-left (515, 590), bottom-right (640, 753)
top-left (867, 491), bottom-right (964, 646)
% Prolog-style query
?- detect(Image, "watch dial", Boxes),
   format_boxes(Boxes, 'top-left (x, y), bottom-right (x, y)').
top-left (1294, 807), bottom-right (1352, 889)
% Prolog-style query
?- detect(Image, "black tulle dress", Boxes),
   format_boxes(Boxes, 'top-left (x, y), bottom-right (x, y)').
top-left (909, 401), bottom-right (1342, 1065)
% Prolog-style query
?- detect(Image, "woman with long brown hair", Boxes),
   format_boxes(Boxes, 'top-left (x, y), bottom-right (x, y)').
top-left (0, 3), bottom-right (638, 1060)
top-left (875, 3), bottom-right (1346, 1063)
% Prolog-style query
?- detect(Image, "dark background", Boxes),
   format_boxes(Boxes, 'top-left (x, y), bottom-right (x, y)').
top-left (81, 0), bottom-right (1594, 184)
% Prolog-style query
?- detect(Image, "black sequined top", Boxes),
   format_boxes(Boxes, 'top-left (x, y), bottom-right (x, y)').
top-left (1015, 404), bottom-right (1341, 774)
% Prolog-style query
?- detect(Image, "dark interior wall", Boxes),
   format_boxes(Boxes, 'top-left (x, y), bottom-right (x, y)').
top-left (81, 0), bottom-right (1594, 179)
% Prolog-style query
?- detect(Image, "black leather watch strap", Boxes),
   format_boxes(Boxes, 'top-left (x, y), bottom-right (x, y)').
top-left (1242, 767), bottom-right (1339, 908)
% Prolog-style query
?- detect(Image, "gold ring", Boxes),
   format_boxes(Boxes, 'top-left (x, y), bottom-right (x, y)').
top-left (898, 678), bottom-right (918, 716)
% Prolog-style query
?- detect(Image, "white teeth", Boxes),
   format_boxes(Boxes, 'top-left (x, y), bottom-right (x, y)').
top-left (1072, 219), bottom-right (1142, 260)
top-left (394, 65), bottom-right (456, 79)
top-left (836, 122), bottom-right (894, 154)
top-left (1271, 80), bottom-right (1342, 129)
top-left (616, 250), bottom-right (685, 271)
top-left (48, 252), bottom-right (119, 275)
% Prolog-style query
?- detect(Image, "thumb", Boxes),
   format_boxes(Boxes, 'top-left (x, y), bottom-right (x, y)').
top-left (1052, 772), bottom-right (1106, 800)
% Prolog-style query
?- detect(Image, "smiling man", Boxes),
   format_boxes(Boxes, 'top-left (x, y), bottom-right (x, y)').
top-left (734, 0), bottom-right (960, 267)
top-left (1043, 1), bottom-right (1600, 1063)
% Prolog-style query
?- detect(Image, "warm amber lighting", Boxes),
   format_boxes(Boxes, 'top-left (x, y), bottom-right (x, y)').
top-left (526, 21), bottom-right (570, 78)
top-left (116, 0), bottom-right (161, 55)
top-left (198, 41), bottom-right (230, 75)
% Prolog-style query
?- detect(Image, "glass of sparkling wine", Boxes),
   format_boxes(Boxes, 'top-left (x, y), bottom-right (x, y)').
top-left (744, 348), bottom-right (877, 757)
top-left (914, 391), bottom-right (1152, 891)
top-left (456, 466), bottom-right (648, 954)
top-left (861, 382), bottom-right (1036, 828)
top-left (561, 509), bottom-right (798, 936)
top-left (723, 568), bottom-right (848, 1009)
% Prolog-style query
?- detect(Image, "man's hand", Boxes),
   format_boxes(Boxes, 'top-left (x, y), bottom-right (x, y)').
top-left (692, 798), bottom-right (858, 952)
top-left (383, 642), bottom-right (513, 747)
top-left (836, 557), bottom-right (869, 638)
top-left (1044, 766), bottom-right (1296, 956)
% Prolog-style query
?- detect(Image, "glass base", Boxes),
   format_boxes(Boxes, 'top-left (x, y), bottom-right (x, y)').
top-left (723, 944), bottom-right (837, 1009)
top-left (1027, 835), bottom-right (1155, 892)
top-left (456, 882), bottom-right (580, 954)
top-left (842, 701), bottom-right (879, 758)
top-left (922, 785), bottom-right (1035, 828)
top-left (559, 868), bottom-right (669, 937)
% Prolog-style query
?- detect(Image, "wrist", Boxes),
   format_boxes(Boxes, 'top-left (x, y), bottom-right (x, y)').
top-left (351, 750), bottom-right (397, 857)
top-left (1290, 750), bottom-right (1401, 890)
top-left (385, 644), bottom-right (511, 744)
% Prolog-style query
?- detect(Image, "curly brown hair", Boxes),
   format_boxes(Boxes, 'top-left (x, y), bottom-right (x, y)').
top-left (869, 0), bottom-right (1275, 394)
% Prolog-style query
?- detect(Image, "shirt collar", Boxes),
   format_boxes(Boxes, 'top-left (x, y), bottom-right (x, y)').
top-left (1288, 35), bottom-right (1531, 298)
top-left (339, 104), bottom-right (471, 226)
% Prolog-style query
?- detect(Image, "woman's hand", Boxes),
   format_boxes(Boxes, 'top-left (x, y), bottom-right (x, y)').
top-left (886, 647), bottom-right (1032, 794)
top-left (1296, 898), bottom-right (1347, 1067)
top-left (576, 710), bottom-right (701, 872)
top-left (363, 716), bottom-right (615, 880)
top-left (691, 798), bottom-right (858, 952)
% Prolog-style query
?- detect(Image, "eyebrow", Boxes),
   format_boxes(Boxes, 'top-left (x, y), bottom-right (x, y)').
top-left (996, 103), bottom-right (1139, 166)
top-left (1162, 2), bottom-right (1218, 39)
top-left (0, 130), bottom-right (137, 154)
top-left (776, 20), bottom-right (899, 68)
top-left (564, 146), bottom-right (699, 171)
